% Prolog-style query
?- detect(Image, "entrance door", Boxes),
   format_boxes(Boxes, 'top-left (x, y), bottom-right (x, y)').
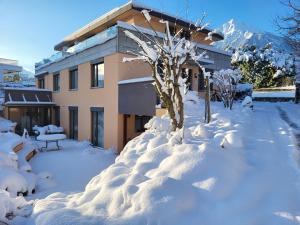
top-left (91, 107), bottom-right (104, 147)
top-left (69, 107), bottom-right (78, 140)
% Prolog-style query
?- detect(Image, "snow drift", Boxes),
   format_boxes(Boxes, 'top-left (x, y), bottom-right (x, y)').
top-left (27, 92), bottom-right (300, 225)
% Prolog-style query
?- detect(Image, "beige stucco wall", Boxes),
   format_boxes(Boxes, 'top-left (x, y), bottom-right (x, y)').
top-left (41, 52), bottom-right (155, 152)
top-left (38, 52), bottom-right (204, 153)
top-left (44, 55), bottom-right (119, 150)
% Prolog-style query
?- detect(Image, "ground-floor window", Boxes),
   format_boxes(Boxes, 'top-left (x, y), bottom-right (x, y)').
top-left (54, 106), bottom-right (60, 126)
top-left (135, 115), bottom-right (151, 133)
top-left (91, 107), bottom-right (104, 148)
top-left (7, 106), bottom-right (51, 135)
top-left (69, 106), bottom-right (78, 140)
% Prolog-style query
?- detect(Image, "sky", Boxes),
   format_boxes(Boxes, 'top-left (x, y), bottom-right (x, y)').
top-left (0, 0), bottom-right (290, 73)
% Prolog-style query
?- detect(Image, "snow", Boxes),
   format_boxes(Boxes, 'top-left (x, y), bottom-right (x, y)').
top-left (241, 96), bottom-right (253, 107)
top-left (236, 83), bottom-right (253, 92)
top-left (252, 90), bottom-right (295, 98)
top-left (118, 76), bottom-right (154, 85)
top-left (0, 117), bottom-right (17, 132)
top-left (0, 138), bottom-right (116, 223)
top-left (22, 92), bottom-right (300, 225)
top-left (36, 134), bottom-right (66, 141)
top-left (214, 19), bottom-right (294, 53)
top-left (3, 87), bottom-right (51, 92)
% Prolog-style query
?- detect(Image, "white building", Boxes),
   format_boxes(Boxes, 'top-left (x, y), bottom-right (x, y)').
top-left (0, 58), bottom-right (23, 112)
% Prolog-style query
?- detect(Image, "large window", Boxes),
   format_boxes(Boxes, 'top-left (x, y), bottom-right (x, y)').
top-left (69, 69), bottom-right (78, 90)
top-left (69, 107), bottom-right (78, 140)
top-left (91, 62), bottom-right (104, 88)
top-left (38, 78), bottom-right (45, 89)
top-left (53, 73), bottom-right (60, 91)
top-left (135, 115), bottom-right (151, 133)
top-left (91, 107), bottom-right (104, 147)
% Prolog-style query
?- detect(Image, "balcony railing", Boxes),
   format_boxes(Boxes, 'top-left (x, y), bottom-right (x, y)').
top-left (0, 58), bottom-right (18, 66)
top-left (35, 25), bottom-right (118, 70)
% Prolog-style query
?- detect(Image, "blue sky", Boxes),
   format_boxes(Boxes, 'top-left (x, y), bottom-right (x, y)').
top-left (0, 0), bottom-right (289, 72)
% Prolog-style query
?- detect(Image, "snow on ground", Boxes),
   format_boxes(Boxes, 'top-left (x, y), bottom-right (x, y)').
top-left (0, 117), bottom-right (16, 132)
top-left (0, 135), bottom-right (115, 223)
top-left (22, 92), bottom-right (300, 225)
top-left (28, 140), bottom-right (116, 199)
top-left (252, 90), bottom-right (295, 98)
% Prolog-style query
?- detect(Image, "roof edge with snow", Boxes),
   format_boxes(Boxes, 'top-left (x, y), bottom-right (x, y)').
top-left (54, 0), bottom-right (223, 51)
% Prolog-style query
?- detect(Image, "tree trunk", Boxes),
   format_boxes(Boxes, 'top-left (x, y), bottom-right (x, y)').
top-left (204, 77), bottom-right (211, 123)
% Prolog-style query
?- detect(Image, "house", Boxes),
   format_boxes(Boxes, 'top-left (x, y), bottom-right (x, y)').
top-left (3, 1), bottom-right (231, 152)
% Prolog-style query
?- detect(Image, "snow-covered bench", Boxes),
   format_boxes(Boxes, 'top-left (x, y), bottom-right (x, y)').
top-left (33, 125), bottom-right (64, 138)
top-left (36, 134), bottom-right (66, 151)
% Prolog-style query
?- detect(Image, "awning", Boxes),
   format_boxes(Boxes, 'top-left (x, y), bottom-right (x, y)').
top-left (4, 88), bottom-right (55, 107)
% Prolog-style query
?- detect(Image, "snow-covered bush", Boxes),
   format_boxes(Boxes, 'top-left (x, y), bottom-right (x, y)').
top-left (123, 10), bottom-right (208, 131)
top-left (0, 133), bottom-right (37, 196)
top-left (212, 69), bottom-right (242, 109)
top-left (0, 190), bottom-right (32, 222)
top-left (232, 43), bottom-right (295, 88)
top-left (235, 83), bottom-right (253, 99)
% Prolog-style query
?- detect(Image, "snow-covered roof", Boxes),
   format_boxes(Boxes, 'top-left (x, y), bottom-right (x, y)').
top-left (118, 76), bottom-right (154, 85)
top-left (5, 101), bottom-right (55, 106)
top-left (54, 0), bottom-right (223, 51)
top-left (3, 87), bottom-right (51, 92)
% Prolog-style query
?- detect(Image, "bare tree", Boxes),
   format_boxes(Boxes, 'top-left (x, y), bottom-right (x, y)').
top-left (276, 0), bottom-right (300, 54)
top-left (123, 10), bottom-right (209, 132)
top-left (212, 69), bottom-right (242, 110)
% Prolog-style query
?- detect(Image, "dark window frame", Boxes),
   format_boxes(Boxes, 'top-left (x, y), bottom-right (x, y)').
top-left (91, 107), bottom-right (104, 147)
top-left (135, 115), bottom-right (151, 133)
top-left (38, 78), bottom-right (45, 89)
top-left (69, 68), bottom-right (78, 90)
top-left (91, 61), bottom-right (104, 88)
top-left (54, 106), bottom-right (60, 126)
top-left (53, 73), bottom-right (60, 92)
top-left (69, 106), bottom-right (78, 140)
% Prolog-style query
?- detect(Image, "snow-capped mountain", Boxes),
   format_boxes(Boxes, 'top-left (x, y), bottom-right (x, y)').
top-left (214, 19), bottom-right (293, 53)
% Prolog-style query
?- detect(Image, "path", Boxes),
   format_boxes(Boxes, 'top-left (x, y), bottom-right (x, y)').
top-left (230, 102), bottom-right (300, 224)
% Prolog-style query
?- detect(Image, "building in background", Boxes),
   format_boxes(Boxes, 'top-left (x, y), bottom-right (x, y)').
top-left (0, 58), bottom-right (23, 113)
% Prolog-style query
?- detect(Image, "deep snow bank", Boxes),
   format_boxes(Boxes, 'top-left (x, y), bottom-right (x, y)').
top-left (29, 92), bottom-right (261, 225)
top-left (26, 93), bottom-right (300, 225)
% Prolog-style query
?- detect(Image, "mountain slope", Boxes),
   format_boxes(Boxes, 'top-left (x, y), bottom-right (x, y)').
top-left (214, 19), bottom-right (293, 53)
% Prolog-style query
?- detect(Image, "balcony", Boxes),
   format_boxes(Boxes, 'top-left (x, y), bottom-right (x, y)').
top-left (35, 25), bottom-right (118, 71)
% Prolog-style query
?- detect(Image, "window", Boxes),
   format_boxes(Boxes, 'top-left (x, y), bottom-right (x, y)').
top-left (91, 107), bottom-right (104, 147)
top-left (38, 78), bottom-right (45, 89)
top-left (69, 69), bottom-right (78, 90)
top-left (180, 30), bottom-right (191, 40)
top-left (135, 115), bottom-right (151, 133)
top-left (53, 73), bottom-right (60, 91)
top-left (198, 70), bottom-right (205, 91)
top-left (91, 62), bottom-right (104, 88)
top-left (69, 107), bottom-right (78, 140)
top-left (187, 69), bottom-right (193, 90)
top-left (54, 106), bottom-right (60, 126)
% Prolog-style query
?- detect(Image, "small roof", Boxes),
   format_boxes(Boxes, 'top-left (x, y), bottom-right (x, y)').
top-left (118, 76), bottom-right (154, 85)
top-left (55, 0), bottom-right (223, 51)
top-left (4, 88), bottom-right (55, 107)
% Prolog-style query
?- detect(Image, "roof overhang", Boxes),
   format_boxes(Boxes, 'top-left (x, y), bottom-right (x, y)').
top-left (54, 1), bottom-right (223, 51)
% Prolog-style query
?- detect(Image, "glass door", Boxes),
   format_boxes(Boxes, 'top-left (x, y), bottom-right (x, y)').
top-left (69, 107), bottom-right (78, 140)
top-left (91, 108), bottom-right (104, 147)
